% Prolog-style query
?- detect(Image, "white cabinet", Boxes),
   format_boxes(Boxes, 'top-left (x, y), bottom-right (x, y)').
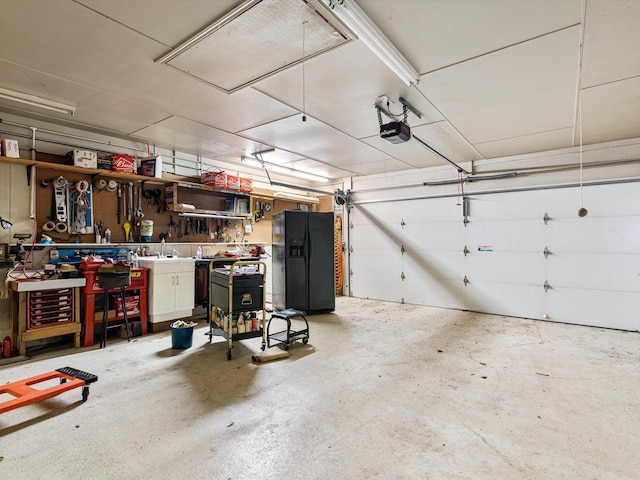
top-left (138, 258), bottom-right (195, 323)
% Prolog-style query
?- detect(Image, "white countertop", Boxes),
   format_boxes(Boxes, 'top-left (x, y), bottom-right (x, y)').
top-left (10, 277), bottom-right (86, 292)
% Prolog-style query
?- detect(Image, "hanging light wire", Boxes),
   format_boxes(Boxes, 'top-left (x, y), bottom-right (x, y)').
top-left (575, 0), bottom-right (588, 217)
top-left (302, 20), bottom-right (307, 122)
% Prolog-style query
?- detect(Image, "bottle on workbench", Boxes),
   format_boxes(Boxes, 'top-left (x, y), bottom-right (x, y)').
top-left (196, 245), bottom-right (202, 260)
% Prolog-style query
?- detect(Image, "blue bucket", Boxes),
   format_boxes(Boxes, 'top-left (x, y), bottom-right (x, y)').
top-left (171, 326), bottom-right (194, 349)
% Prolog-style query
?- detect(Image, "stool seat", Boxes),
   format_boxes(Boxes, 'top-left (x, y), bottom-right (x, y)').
top-left (270, 308), bottom-right (307, 319)
top-left (267, 309), bottom-right (309, 350)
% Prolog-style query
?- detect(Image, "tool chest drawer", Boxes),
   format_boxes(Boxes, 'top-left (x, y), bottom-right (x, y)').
top-left (211, 269), bottom-right (263, 313)
top-left (28, 288), bottom-right (75, 328)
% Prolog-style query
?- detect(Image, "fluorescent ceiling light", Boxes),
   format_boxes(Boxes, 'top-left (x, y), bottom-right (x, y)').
top-left (0, 87), bottom-right (76, 115)
top-left (273, 191), bottom-right (320, 204)
top-left (291, 170), bottom-right (329, 183)
top-left (323, 0), bottom-right (420, 86)
top-left (241, 155), bottom-right (329, 182)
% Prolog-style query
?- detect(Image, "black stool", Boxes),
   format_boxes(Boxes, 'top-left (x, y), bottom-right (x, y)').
top-left (266, 308), bottom-right (309, 350)
top-left (97, 269), bottom-right (131, 349)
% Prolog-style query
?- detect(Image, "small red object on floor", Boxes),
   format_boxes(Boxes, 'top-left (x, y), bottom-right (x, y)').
top-left (0, 367), bottom-right (98, 414)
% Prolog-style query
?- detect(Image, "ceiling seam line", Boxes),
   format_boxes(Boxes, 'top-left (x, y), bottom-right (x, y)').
top-left (421, 22), bottom-right (582, 76)
top-left (473, 125), bottom-right (575, 146)
top-left (581, 73), bottom-right (640, 91)
top-left (72, 0), bottom-right (174, 48)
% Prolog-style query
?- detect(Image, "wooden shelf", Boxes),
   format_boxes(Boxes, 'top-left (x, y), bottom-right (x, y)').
top-left (0, 155), bottom-right (169, 184)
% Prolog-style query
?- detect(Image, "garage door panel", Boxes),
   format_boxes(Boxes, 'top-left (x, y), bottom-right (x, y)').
top-left (350, 249), bottom-right (401, 275)
top-left (467, 192), bottom-right (548, 220)
top-left (547, 216), bottom-right (640, 253)
top-left (546, 287), bottom-right (640, 331)
top-left (401, 197), bottom-right (462, 222)
top-left (350, 272), bottom-right (403, 302)
top-left (547, 252), bottom-right (640, 292)
top-left (464, 219), bottom-right (546, 252)
top-left (404, 277), bottom-right (466, 309)
top-left (465, 282), bottom-right (546, 319)
top-left (403, 251), bottom-right (463, 281)
top-left (351, 222), bottom-right (402, 251)
top-left (466, 252), bottom-right (545, 284)
top-left (403, 221), bottom-right (465, 251)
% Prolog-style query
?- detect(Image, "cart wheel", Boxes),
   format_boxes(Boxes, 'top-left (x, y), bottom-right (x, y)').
top-left (261, 342), bottom-right (266, 351)
top-left (284, 343), bottom-right (289, 351)
top-left (302, 337), bottom-right (309, 344)
top-left (226, 351), bottom-right (232, 360)
top-left (82, 386), bottom-right (90, 402)
top-left (60, 378), bottom-right (67, 384)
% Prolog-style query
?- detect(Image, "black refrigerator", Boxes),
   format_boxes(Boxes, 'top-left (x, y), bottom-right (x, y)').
top-left (272, 210), bottom-right (335, 313)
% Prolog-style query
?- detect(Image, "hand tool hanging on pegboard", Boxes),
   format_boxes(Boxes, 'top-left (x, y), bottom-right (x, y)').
top-left (117, 183), bottom-right (122, 224)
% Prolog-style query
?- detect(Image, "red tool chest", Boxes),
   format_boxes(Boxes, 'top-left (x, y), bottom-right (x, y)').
top-left (81, 268), bottom-right (149, 347)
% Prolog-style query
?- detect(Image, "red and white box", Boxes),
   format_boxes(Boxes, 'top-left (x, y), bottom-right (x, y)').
top-left (111, 154), bottom-right (137, 174)
top-left (239, 177), bottom-right (252, 192)
top-left (226, 174), bottom-right (239, 190)
top-left (116, 295), bottom-right (140, 315)
top-left (201, 171), bottom-right (227, 188)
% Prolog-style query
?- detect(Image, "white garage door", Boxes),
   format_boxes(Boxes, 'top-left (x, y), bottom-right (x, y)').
top-left (349, 182), bottom-right (640, 331)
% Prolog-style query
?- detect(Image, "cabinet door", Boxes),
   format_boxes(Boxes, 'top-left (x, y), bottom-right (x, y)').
top-left (174, 271), bottom-right (195, 312)
top-left (151, 272), bottom-right (177, 315)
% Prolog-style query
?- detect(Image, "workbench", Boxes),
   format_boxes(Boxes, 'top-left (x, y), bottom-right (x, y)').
top-left (10, 277), bottom-right (85, 356)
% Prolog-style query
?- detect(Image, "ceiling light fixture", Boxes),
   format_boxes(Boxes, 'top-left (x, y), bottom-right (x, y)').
top-left (241, 155), bottom-right (329, 182)
top-left (273, 191), bottom-right (320, 204)
top-left (291, 170), bottom-right (329, 183)
top-left (0, 87), bottom-right (76, 115)
top-left (323, 0), bottom-right (420, 86)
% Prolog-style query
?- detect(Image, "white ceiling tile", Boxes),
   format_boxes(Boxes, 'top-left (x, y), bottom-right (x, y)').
top-left (240, 113), bottom-right (384, 170)
top-left (473, 127), bottom-right (574, 159)
top-left (133, 117), bottom-right (266, 158)
top-left (347, 158), bottom-right (415, 177)
top-left (581, 76), bottom-right (640, 145)
top-left (77, 0), bottom-right (237, 47)
top-left (360, 0), bottom-right (581, 73)
top-left (419, 26), bottom-right (580, 144)
top-left (255, 41), bottom-right (443, 140)
top-left (581, 0), bottom-right (640, 88)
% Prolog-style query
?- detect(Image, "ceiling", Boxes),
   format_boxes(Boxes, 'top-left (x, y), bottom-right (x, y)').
top-left (0, 0), bottom-right (638, 186)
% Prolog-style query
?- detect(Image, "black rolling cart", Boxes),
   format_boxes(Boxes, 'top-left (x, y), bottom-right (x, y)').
top-left (208, 261), bottom-right (267, 360)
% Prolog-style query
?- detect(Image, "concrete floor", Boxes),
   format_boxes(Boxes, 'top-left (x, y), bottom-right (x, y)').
top-left (1, 296), bottom-right (639, 479)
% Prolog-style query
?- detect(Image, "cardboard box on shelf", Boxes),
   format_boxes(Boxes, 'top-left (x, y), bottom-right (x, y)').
top-left (67, 149), bottom-right (98, 169)
top-left (2, 138), bottom-right (20, 158)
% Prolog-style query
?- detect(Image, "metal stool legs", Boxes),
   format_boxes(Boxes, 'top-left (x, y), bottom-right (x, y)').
top-left (99, 286), bottom-right (131, 348)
